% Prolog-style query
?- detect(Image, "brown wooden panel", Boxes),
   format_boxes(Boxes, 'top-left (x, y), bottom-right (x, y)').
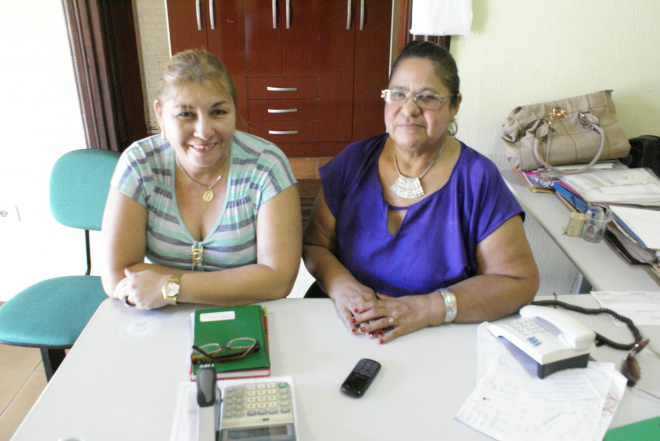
top-left (247, 77), bottom-right (319, 100)
top-left (281, 0), bottom-right (321, 77)
top-left (317, 0), bottom-right (356, 142)
top-left (244, 0), bottom-right (282, 77)
top-left (250, 121), bottom-right (319, 143)
top-left (352, 0), bottom-right (392, 141)
top-left (166, 0), bottom-right (208, 54)
top-left (206, 0), bottom-right (248, 132)
top-left (278, 141), bottom-right (346, 158)
top-left (248, 100), bottom-right (319, 122)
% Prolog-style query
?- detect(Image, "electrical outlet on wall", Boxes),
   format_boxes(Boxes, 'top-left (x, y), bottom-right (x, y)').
top-left (0, 204), bottom-right (20, 223)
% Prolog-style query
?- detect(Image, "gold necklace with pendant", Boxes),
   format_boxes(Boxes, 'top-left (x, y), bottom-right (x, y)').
top-left (176, 154), bottom-right (229, 203)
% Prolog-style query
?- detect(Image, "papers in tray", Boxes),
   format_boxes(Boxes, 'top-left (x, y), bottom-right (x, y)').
top-left (457, 323), bottom-right (628, 441)
top-left (559, 168), bottom-right (660, 207)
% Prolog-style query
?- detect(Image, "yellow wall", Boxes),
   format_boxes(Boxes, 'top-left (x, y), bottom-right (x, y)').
top-left (449, 0), bottom-right (660, 293)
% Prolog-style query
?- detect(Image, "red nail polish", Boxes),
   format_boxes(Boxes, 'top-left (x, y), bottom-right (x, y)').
top-left (378, 339), bottom-right (384, 344)
top-left (351, 328), bottom-right (356, 334)
top-left (368, 332), bottom-right (374, 338)
top-left (378, 331), bottom-right (384, 338)
top-left (351, 317), bottom-right (357, 324)
top-left (354, 308), bottom-right (359, 313)
top-left (360, 326), bottom-right (365, 333)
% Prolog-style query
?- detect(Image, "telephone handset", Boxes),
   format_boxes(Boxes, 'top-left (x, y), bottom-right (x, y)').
top-left (488, 305), bottom-right (596, 378)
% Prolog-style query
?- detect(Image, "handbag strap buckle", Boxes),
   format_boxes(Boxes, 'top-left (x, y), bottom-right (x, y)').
top-left (550, 107), bottom-right (567, 120)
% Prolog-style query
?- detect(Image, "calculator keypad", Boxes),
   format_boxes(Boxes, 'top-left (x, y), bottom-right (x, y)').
top-left (221, 382), bottom-right (294, 429)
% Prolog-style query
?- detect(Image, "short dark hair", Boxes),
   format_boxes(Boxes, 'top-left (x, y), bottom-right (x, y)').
top-left (389, 41), bottom-right (460, 108)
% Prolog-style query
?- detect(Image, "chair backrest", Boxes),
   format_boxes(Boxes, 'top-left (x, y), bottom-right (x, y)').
top-left (49, 149), bottom-right (121, 231)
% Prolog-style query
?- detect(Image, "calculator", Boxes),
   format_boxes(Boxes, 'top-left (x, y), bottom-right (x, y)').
top-left (219, 380), bottom-right (296, 441)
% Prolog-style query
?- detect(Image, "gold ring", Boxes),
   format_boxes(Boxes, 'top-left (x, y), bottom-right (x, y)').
top-left (388, 317), bottom-right (394, 327)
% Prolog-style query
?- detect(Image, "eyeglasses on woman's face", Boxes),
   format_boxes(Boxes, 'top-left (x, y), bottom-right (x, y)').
top-left (191, 337), bottom-right (260, 365)
top-left (381, 89), bottom-right (453, 110)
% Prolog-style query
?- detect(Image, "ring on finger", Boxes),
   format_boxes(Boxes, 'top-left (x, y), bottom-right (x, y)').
top-left (388, 316), bottom-right (394, 327)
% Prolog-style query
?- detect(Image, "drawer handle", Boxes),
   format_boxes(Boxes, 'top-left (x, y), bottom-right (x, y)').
top-left (360, 0), bottom-right (365, 31)
top-left (209, 0), bottom-right (215, 30)
top-left (286, 0), bottom-right (291, 29)
top-left (272, 0), bottom-right (277, 28)
top-left (269, 130), bottom-right (299, 135)
top-left (347, 0), bottom-right (352, 30)
top-left (196, 0), bottom-right (202, 30)
top-left (267, 87), bottom-right (298, 92)
top-left (268, 109), bottom-right (298, 114)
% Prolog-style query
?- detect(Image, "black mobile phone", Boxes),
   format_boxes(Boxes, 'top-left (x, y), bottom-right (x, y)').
top-left (340, 358), bottom-right (381, 398)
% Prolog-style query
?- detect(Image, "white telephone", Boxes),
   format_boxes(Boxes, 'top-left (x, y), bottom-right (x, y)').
top-left (488, 305), bottom-right (596, 378)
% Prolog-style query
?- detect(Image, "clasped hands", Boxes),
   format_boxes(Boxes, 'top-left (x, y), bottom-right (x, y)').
top-left (333, 282), bottom-right (436, 344)
top-left (113, 267), bottom-right (171, 310)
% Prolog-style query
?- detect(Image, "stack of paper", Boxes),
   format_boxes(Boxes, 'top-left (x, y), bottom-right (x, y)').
top-left (560, 168), bottom-right (660, 207)
top-left (456, 323), bottom-right (628, 441)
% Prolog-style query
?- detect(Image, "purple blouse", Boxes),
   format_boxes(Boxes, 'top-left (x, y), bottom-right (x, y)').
top-left (320, 133), bottom-right (524, 298)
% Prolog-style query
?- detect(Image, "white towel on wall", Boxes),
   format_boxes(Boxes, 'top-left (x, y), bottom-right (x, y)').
top-left (410, 0), bottom-right (472, 36)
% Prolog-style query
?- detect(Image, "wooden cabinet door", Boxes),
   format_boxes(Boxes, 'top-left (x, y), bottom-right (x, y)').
top-left (206, 0), bottom-right (248, 131)
top-left (166, 0), bottom-right (208, 54)
top-left (244, 0), bottom-right (320, 78)
top-left (319, 0), bottom-right (391, 143)
top-left (352, 0), bottom-right (391, 141)
top-left (166, 0), bottom-right (248, 131)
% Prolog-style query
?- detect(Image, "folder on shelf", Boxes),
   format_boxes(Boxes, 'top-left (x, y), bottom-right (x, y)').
top-left (553, 182), bottom-right (590, 213)
top-left (191, 305), bottom-right (270, 380)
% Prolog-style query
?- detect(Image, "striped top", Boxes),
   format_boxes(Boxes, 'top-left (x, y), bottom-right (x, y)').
top-left (111, 131), bottom-right (296, 272)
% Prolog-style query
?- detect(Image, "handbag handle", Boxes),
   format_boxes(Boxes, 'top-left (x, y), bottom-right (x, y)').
top-left (533, 111), bottom-right (605, 175)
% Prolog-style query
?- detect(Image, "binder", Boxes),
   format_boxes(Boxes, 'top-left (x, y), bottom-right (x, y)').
top-left (553, 182), bottom-right (589, 213)
top-left (191, 305), bottom-right (270, 380)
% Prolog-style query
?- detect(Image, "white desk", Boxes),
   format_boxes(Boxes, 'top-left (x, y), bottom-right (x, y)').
top-left (11, 297), bottom-right (660, 441)
top-left (502, 170), bottom-right (660, 292)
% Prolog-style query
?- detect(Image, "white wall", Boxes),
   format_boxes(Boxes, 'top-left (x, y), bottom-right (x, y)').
top-left (2, 0), bottom-right (659, 301)
top-left (449, 0), bottom-right (660, 295)
top-left (0, 1), bottom-right (89, 300)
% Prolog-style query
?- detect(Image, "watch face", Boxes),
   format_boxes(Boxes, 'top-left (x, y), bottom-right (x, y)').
top-left (165, 281), bottom-right (179, 296)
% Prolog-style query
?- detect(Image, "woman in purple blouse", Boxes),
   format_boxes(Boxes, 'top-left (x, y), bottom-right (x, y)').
top-left (303, 41), bottom-right (539, 344)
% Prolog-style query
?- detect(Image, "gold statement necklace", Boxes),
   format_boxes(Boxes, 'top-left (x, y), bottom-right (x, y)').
top-left (176, 154), bottom-right (229, 203)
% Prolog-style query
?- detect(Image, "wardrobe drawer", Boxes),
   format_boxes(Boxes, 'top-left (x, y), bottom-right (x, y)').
top-left (247, 77), bottom-right (318, 100)
top-left (250, 121), bottom-right (318, 143)
top-left (248, 100), bottom-right (319, 122)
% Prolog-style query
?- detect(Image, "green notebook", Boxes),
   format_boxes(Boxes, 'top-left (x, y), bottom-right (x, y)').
top-left (191, 305), bottom-right (270, 380)
top-left (604, 416), bottom-right (660, 441)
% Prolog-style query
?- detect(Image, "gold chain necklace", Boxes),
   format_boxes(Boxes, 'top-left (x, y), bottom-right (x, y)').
top-left (176, 154), bottom-right (229, 203)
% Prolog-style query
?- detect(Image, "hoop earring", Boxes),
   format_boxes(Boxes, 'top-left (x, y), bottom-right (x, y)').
top-left (448, 120), bottom-right (458, 136)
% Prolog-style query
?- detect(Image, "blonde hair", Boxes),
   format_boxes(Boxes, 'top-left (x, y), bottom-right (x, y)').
top-left (157, 49), bottom-right (237, 106)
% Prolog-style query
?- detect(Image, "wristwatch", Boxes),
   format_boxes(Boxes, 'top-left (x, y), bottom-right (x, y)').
top-left (162, 274), bottom-right (182, 305)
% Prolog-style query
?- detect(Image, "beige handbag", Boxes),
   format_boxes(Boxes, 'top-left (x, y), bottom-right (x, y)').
top-left (502, 90), bottom-right (630, 173)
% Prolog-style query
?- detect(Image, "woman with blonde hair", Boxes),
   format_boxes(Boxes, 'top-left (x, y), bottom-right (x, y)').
top-left (102, 49), bottom-right (301, 309)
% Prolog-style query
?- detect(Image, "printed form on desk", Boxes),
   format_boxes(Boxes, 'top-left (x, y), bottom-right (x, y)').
top-left (456, 323), bottom-right (628, 441)
top-left (590, 291), bottom-right (660, 326)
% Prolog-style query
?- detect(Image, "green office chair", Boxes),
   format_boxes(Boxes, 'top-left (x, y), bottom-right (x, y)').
top-left (0, 149), bottom-right (120, 381)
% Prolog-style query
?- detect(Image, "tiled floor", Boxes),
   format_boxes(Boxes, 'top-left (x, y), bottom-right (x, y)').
top-left (0, 344), bottom-right (46, 441)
